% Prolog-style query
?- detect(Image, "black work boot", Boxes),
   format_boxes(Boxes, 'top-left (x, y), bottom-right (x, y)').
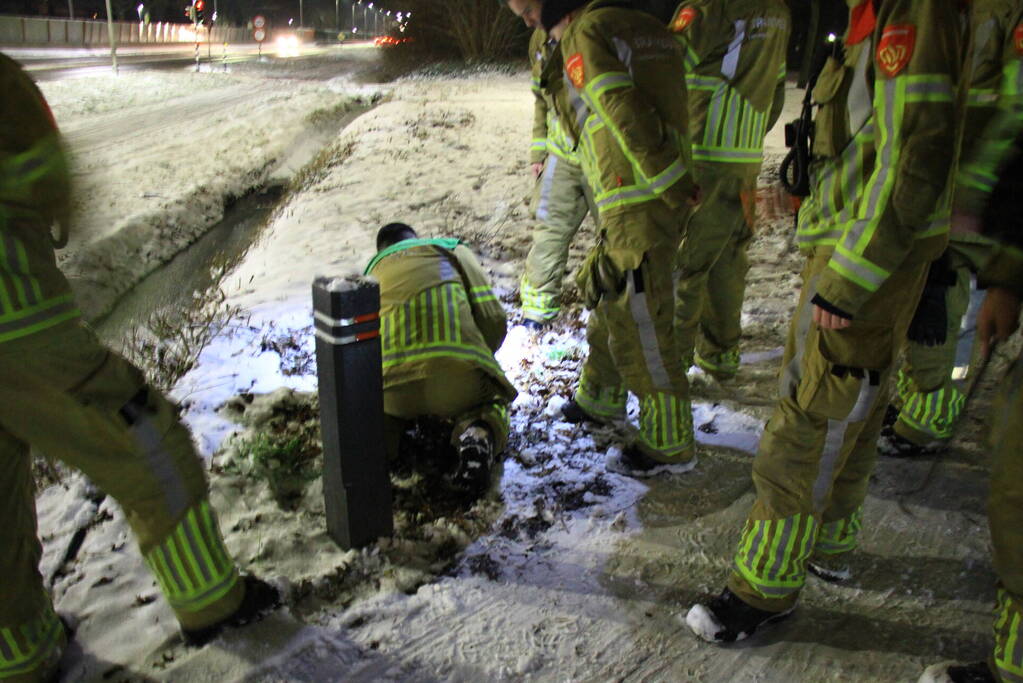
top-left (686, 587), bottom-right (793, 643)
top-left (182, 575), bottom-right (281, 647)
top-left (561, 399), bottom-right (603, 425)
top-left (917, 660), bottom-right (997, 683)
top-left (449, 422), bottom-right (495, 494)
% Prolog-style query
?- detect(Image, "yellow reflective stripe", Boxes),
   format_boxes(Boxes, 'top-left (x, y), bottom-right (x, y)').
top-left (0, 293), bottom-right (79, 343)
top-left (904, 75), bottom-right (954, 103)
top-left (0, 604), bottom-right (62, 677)
top-left (734, 513), bottom-right (818, 595)
top-left (144, 502), bottom-right (240, 613)
top-left (959, 60), bottom-right (1023, 195)
top-left (470, 285), bottom-right (497, 304)
top-left (828, 243), bottom-right (890, 292)
top-left (815, 509), bottom-right (861, 554)
top-left (382, 345), bottom-right (503, 375)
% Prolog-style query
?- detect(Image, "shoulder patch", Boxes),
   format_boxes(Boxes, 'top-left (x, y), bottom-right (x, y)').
top-left (566, 52), bottom-right (585, 89)
top-left (671, 6), bottom-right (698, 33)
top-left (1015, 23), bottom-right (1023, 56)
top-left (876, 24), bottom-right (916, 78)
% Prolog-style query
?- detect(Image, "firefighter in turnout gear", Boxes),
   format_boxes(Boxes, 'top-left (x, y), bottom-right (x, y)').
top-left (366, 223), bottom-right (517, 494)
top-left (669, 0), bottom-right (790, 381)
top-left (540, 0), bottom-right (700, 476)
top-left (919, 131), bottom-right (1023, 683)
top-left (686, 0), bottom-right (966, 642)
top-left (0, 53), bottom-right (278, 681)
top-left (513, 2), bottom-right (598, 330)
top-left (882, 0), bottom-right (1023, 458)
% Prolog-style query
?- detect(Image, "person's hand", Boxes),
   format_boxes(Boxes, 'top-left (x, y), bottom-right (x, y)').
top-left (531, 162), bottom-right (544, 179)
top-left (977, 286), bottom-right (1021, 358)
top-left (813, 304), bottom-right (852, 330)
top-left (951, 211), bottom-right (982, 236)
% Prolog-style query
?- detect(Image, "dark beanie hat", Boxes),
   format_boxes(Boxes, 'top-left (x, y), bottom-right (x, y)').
top-left (540, 0), bottom-right (589, 32)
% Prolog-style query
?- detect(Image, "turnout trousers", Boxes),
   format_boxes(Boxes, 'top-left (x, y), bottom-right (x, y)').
top-left (383, 363), bottom-right (511, 459)
top-left (893, 237), bottom-right (993, 444)
top-left (521, 154), bottom-right (596, 324)
top-left (0, 322), bottom-right (243, 682)
top-left (574, 204), bottom-right (694, 464)
top-left (728, 248), bottom-right (928, 612)
top-left (988, 355), bottom-right (1023, 683)
top-left (675, 167), bottom-right (755, 374)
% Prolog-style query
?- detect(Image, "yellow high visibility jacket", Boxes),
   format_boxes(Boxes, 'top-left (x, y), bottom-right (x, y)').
top-left (0, 53), bottom-right (79, 344)
top-left (668, 0), bottom-right (790, 173)
top-left (365, 238), bottom-right (516, 399)
top-left (956, 0), bottom-right (1023, 215)
top-left (555, 0), bottom-right (698, 255)
top-left (796, 0), bottom-right (965, 317)
top-left (529, 28), bottom-right (579, 165)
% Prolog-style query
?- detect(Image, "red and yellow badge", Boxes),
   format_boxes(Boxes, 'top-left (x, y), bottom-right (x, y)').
top-left (876, 24), bottom-right (916, 78)
top-left (566, 52), bottom-right (585, 89)
top-left (1014, 23), bottom-right (1023, 56)
top-left (671, 6), bottom-right (698, 33)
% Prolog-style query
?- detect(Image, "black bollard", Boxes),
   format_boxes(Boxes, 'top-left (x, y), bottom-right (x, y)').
top-left (312, 275), bottom-right (393, 549)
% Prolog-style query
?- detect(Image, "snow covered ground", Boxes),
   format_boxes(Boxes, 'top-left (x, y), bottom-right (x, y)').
top-left (26, 51), bottom-right (1010, 682)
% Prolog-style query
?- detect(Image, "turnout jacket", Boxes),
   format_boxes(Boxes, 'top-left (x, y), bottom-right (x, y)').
top-left (796, 0), bottom-right (966, 318)
top-left (555, 0), bottom-right (698, 256)
top-left (0, 53), bottom-right (78, 344)
top-left (365, 238), bottom-right (516, 399)
top-left (668, 0), bottom-right (790, 173)
top-left (956, 0), bottom-right (1023, 215)
top-left (530, 29), bottom-right (579, 165)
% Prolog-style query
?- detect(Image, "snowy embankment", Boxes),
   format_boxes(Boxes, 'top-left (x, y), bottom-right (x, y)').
top-left (33, 62), bottom-right (1004, 682)
top-left (42, 68), bottom-right (380, 320)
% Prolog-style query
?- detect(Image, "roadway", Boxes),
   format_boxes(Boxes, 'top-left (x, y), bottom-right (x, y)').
top-left (3, 40), bottom-right (378, 80)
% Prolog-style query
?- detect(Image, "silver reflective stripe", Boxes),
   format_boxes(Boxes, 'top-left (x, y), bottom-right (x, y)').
top-left (0, 298), bottom-right (76, 337)
top-left (811, 376), bottom-right (879, 511)
top-left (906, 80), bottom-right (954, 100)
top-left (313, 310), bottom-right (376, 328)
top-left (315, 330), bottom-right (369, 345)
top-left (612, 36), bottom-right (633, 75)
top-left (972, 18), bottom-right (995, 72)
top-left (830, 247), bottom-right (886, 289)
top-left (779, 274), bottom-right (820, 398)
top-left (627, 268), bottom-right (672, 391)
top-left (567, 79), bottom-right (589, 131)
top-left (403, 301), bottom-right (413, 347)
top-left (180, 519), bottom-right (213, 584)
top-left (843, 78), bottom-right (897, 253)
top-left (444, 283), bottom-right (457, 341)
top-left (813, 417), bottom-right (846, 512)
top-left (536, 153), bottom-right (559, 222)
top-left (438, 257), bottom-right (456, 281)
top-left (745, 520), bottom-right (767, 573)
top-left (157, 544), bottom-right (188, 593)
top-left (703, 84), bottom-right (727, 146)
top-left (721, 20), bottom-right (746, 81)
top-left (130, 411), bottom-right (190, 520)
top-left (766, 517), bottom-right (795, 580)
top-left (423, 288), bottom-right (435, 342)
top-left (848, 46), bottom-right (872, 134)
top-left (383, 342), bottom-right (497, 368)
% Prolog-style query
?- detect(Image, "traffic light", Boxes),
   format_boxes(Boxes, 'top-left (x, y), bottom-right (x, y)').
top-left (194, 0), bottom-right (204, 23)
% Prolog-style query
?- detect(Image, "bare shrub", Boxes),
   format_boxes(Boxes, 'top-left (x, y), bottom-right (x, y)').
top-left (384, 0), bottom-right (529, 65)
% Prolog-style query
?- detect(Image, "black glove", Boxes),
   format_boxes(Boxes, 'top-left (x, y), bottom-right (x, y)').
top-left (907, 253), bottom-right (956, 347)
top-left (907, 281), bottom-right (949, 346)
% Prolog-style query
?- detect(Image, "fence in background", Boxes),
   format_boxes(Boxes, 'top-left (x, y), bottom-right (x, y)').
top-left (0, 15), bottom-right (253, 46)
